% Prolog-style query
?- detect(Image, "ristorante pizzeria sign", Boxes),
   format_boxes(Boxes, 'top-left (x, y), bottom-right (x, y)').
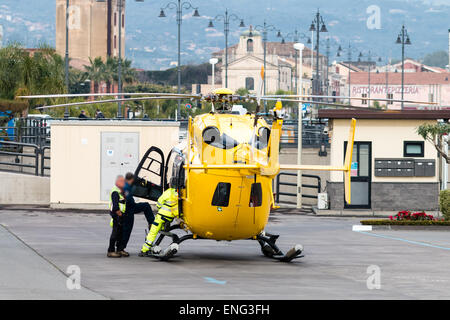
top-left (352, 85), bottom-right (420, 95)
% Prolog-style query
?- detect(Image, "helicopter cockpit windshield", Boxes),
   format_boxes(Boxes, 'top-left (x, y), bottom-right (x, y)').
top-left (202, 126), bottom-right (270, 150)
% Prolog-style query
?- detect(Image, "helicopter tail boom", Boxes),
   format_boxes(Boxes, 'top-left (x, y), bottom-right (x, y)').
top-left (279, 118), bottom-right (356, 204)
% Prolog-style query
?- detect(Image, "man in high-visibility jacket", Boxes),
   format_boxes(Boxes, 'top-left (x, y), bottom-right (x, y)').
top-left (139, 178), bottom-right (179, 256)
top-left (107, 175), bottom-right (127, 258)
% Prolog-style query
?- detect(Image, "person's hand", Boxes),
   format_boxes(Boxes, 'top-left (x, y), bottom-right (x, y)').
top-left (116, 210), bottom-right (123, 217)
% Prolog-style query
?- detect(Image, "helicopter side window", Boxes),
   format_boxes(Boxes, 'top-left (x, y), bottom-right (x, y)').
top-left (250, 127), bottom-right (271, 150)
top-left (211, 182), bottom-right (231, 207)
top-left (249, 183), bottom-right (262, 207)
top-left (203, 126), bottom-right (239, 150)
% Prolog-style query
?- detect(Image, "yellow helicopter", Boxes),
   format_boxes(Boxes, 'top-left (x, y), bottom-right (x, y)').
top-left (20, 69), bottom-right (431, 262)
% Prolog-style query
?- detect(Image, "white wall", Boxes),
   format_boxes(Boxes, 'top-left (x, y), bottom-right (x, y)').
top-left (50, 121), bottom-right (179, 209)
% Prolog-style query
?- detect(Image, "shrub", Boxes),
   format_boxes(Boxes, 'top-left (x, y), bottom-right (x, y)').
top-left (360, 219), bottom-right (450, 226)
top-left (439, 190), bottom-right (450, 221)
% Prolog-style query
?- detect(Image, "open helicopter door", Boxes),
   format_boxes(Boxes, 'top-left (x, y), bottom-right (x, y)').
top-left (132, 146), bottom-right (165, 201)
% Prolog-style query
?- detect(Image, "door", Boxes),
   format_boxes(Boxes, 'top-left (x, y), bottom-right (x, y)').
top-left (132, 146), bottom-right (165, 201)
top-left (344, 141), bottom-right (371, 209)
top-left (100, 132), bottom-right (139, 201)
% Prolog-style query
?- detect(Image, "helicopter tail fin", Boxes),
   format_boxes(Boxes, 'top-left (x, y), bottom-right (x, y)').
top-left (343, 118), bottom-right (356, 204)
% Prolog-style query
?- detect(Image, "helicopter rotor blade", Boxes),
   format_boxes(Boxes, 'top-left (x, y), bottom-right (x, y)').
top-left (35, 96), bottom-right (193, 110)
top-left (262, 94), bottom-right (437, 105)
top-left (19, 93), bottom-right (200, 99)
top-left (260, 98), bottom-right (384, 111)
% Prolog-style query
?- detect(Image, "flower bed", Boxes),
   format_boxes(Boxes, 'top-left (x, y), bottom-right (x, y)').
top-left (361, 220), bottom-right (450, 226)
top-left (389, 210), bottom-right (436, 221)
top-left (360, 210), bottom-right (450, 226)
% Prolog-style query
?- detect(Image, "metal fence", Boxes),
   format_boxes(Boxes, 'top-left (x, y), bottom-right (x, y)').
top-left (274, 172), bottom-right (322, 206)
top-left (0, 117), bottom-right (51, 147)
top-left (0, 140), bottom-right (44, 176)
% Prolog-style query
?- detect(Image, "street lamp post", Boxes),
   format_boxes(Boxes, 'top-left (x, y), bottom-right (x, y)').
top-left (396, 25), bottom-right (411, 110)
top-left (254, 21), bottom-right (281, 112)
top-left (337, 43), bottom-right (357, 104)
top-left (117, 0), bottom-right (124, 118)
top-left (209, 58), bottom-right (218, 88)
top-left (208, 9), bottom-right (245, 88)
top-left (159, 0), bottom-right (200, 120)
top-left (309, 10), bottom-right (327, 96)
top-left (281, 30), bottom-right (311, 95)
top-left (294, 42), bottom-right (305, 209)
top-left (64, 0), bottom-right (70, 119)
top-left (358, 51), bottom-right (383, 107)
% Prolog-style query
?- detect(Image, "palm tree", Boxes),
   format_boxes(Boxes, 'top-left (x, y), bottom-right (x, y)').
top-left (85, 57), bottom-right (106, 93)
top-left (105, 56), bottom-right (117, 93)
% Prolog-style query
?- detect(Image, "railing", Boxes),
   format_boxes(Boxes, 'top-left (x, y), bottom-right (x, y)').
top-left (275, 172), bottom-right (322, 206)
top-left (0, 140), bottom-right (41, 176)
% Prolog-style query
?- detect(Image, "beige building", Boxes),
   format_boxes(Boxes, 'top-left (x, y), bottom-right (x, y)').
top-left (56, 0), bottom-right (126, 68)
top-left (193, 27), bottom-right (325, 96)
top-left (50, 121), bottom-right (179, 209)
top-left (319, 109), bottom-right (450, 212)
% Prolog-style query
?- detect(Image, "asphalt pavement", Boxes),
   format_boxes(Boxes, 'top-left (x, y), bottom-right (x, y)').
top-left (0, 209), bottom-right (449, 299)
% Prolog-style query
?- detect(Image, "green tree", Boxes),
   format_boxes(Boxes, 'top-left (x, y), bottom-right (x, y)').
top-left (0, 44), bottom-right (66, 113)
top-left (85, 57), bottom-right (106, 94)
top-left (417, 122), bottom-right (450, 163)
top-left (422, 51), bottom-right (449, 69)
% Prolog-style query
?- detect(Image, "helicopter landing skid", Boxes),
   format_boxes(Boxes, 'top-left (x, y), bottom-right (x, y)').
top-left (256, 233), bottom-right (304, 262)
top-left (145, 225), bottom-right (194, 261)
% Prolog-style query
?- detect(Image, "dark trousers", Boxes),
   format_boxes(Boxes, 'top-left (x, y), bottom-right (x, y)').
top-left (108, 215), bottom-right (124, 252)
top-left (122, 202), bottom-right (155, 250)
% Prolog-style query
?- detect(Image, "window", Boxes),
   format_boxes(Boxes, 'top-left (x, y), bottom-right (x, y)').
top-left (211, 183), bottom-right (231, 207)
top-left (361, 93), bottom-right (368, 105)
top-left (387, 93), bottom-right (393, 105)
top-left (114, 35), bottom-right (117, 49)
top-left (114, 12), bottom-right (117, 26)
top-left (247, 39), bottom-right (253, 52)
top-left (245, 77), bottom-right (254, 90)
top-left (249, 183), bottom-right (262, 207)
top-left (203, 126), bottom-right (238, 150)
top-left (404, 141), bottom-right (424, 157)
top-left (122, 14), bottom-right (125, 27)
top-left (250, 127), bottom-right (270, 150)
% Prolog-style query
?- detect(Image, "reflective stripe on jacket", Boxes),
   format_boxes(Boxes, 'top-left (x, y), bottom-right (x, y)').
top-left (109, 186), bottom-right (126, 213)
top-left (156, 188), bottom-right (178, 218)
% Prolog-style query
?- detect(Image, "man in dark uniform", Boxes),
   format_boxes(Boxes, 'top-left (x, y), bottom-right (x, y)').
top-left (121, 172), bottom-right (155, 252)
top-left (107, 175), bottom-right (127, 258)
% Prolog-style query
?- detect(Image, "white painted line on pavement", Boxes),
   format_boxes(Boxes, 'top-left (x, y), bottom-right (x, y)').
top-left (352, 225), bottom-right (372, 232)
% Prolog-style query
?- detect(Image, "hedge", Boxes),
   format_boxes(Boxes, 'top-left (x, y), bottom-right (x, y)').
top-left (439, 190), bottom-right (450, 221)
top-left (360, 219), bottom-right (450, 226)
top-left (0, 99), bottom-right (29, 113)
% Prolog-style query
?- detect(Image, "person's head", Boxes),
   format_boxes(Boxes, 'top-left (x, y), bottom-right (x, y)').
top-left (96, 109), bottom-right (100, 113)
top-left (81, 110), bottom-right (86, 115)
top-left (115, 175), bottom-right (125, 190)
top-left (125, 172), bottom-right (134, 185)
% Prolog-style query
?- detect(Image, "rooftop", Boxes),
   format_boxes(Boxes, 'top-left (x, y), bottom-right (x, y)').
top-left (349, 72), bottom-right (450, 85)
top-left (318, 109), bottom-right (450, 120)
